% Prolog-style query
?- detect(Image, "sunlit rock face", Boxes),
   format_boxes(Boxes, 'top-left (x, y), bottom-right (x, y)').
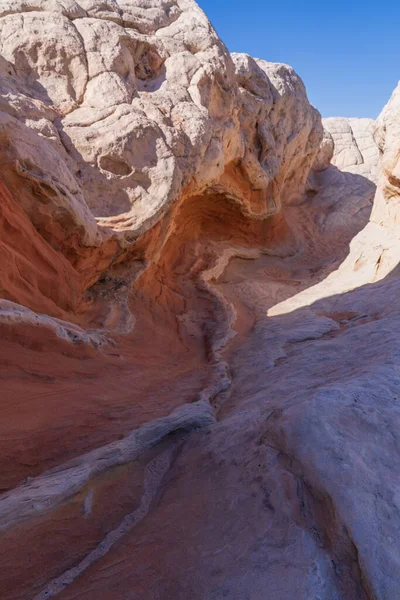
top-left (0, 0), bottom-right (320, 248)
top-left (323, 116), bottom-right (380, 180)
top-left (1, 2), bottom-right (400, 600)
top-left (372, 83), bottom-right (400, 232)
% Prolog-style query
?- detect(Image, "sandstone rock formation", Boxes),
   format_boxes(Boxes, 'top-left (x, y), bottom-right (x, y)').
top-left (1, 1), bottom-right (400, 599)
top-left (323, 116), bottom-right (380, 180)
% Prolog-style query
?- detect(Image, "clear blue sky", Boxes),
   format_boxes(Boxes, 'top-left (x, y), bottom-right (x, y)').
top-left (197, 0), bottom-right (400, 118)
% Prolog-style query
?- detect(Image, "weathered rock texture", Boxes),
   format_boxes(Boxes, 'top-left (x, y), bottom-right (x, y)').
top-left (324, 116), bottom-right (380, 180)
top-left (0, 1), bottom-right (400, 599)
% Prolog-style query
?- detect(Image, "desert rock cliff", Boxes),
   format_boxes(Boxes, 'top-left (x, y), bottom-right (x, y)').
top-left (0, 1), bottom-right (400, 599)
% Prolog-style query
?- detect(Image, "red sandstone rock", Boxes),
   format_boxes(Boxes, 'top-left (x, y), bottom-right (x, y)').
top-left (1, 2), bottom-right (400, 600)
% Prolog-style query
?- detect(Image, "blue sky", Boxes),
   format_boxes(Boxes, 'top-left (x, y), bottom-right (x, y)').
top-left (197, 0), bottom-right (400, 118)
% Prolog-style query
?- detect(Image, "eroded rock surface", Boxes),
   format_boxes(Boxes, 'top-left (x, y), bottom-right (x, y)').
top-left (323, 116), bottom-right (380, 180)
top-left (0, 1), bottom-right (400, 599)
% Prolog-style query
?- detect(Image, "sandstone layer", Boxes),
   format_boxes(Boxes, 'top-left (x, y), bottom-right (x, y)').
top-left (0, 1), bottom-right (400, 599)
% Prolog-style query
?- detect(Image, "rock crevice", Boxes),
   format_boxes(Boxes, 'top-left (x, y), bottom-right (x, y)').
top-left (1, 2), bottom-right (400, 599)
